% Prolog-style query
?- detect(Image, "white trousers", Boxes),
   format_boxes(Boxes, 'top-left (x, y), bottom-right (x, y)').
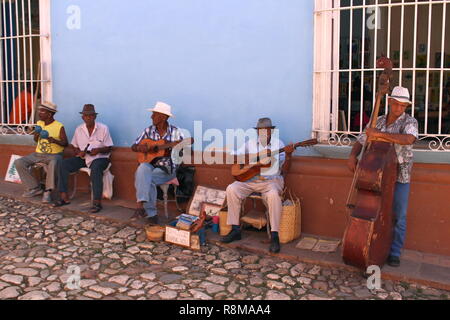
top-left (226, 177), bottom-right (284, 232)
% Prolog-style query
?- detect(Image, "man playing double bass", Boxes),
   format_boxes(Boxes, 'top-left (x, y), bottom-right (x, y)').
top-left (347, 86), bottom-right (418, 267)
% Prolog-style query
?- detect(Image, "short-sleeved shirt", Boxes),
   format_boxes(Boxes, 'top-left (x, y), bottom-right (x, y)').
top-left (71, 122), bottom-right (114, 168)
top-left (357, 113), bottom-right (419, 184)
top-left (232, 137), bottom-right (286, 181)
top-left (36, 120), bottom-right (65, 154)
top-left (134, 124), bottom-right (184, 172)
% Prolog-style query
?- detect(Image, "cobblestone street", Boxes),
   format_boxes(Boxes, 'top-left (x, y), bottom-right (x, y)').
top-left (0, 196), bottom-right (448, 301)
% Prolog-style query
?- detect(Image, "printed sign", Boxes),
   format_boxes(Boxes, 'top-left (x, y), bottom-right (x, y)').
top-left (187, 186), bottom-right (226, 217)
top-left (165, 226), bottom-right (191, 248)
top-left (5, 155), bottom-right (22, 184)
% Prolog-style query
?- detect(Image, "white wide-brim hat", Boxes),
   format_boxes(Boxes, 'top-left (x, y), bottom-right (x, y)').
top-left (147, 101), bottom-right (174, 118)
top-left (389, 86), bottom-right (412, 105)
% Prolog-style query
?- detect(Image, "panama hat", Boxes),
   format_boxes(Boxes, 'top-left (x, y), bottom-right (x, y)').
top-left (389, 86), bottom-right (412, 105)
top-left (39, 102), bottom-right (58, 113)
top-left (147, 101), bottom-right (174, 118)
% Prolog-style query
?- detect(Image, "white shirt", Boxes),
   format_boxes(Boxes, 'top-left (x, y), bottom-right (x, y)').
top-left (232, 137), bottom-right (286, 179)
top-left (71, 122), bottom-right (114, 167)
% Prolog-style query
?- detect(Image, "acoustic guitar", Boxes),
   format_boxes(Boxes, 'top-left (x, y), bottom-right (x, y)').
top-left (231, 139), bottom-right (318, 182)
top-left (137, 138), bottom-right (194, 164)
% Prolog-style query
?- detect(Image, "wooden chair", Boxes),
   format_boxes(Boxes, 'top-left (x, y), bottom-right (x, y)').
top-left (240, 192), bottom-right (271, 239)
top-left (158, 177), bottom-right (181, 219)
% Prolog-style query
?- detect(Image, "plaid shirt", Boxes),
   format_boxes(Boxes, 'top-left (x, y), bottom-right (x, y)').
top-left (357, 113), bottom-right (419, 184)
top-left (135, 124), bottom-right (184, 172)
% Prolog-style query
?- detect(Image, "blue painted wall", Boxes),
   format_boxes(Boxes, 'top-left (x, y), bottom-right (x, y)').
top-left (51, 0), bottom-right (314, 153)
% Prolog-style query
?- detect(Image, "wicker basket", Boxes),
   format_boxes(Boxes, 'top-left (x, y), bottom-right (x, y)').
top-left (279, 192), bottom-right (301, 244)
top-left (219, 210), bottom-right (232, 236)
top-left (145, 225), bottom-right (165, 242)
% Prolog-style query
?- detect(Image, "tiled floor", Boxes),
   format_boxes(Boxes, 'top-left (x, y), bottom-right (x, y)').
top-left (1, 181), bottom-right (448, 291)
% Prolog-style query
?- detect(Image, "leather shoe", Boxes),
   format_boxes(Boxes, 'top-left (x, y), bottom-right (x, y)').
top-left (146, 215), bottom-right (159, 225)
top-left (221, 229), bottom-right (242, 243)
top-left (269, 237), bottom-right (280, 253)
top-left (387, 255), bottom-right (400, 267)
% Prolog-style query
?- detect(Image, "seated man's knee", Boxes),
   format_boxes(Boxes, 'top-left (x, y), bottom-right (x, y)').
top-left (136, 163), bottom-right (153, 177)
top-left (91, 160), bottom-right (105, 173)
top-left (264, 190), bottom-right (281, 202)
top-left (226, 183), bottom-right (238, 196)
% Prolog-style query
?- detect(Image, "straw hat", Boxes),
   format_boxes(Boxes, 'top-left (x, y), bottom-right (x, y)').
top-left (389, 86), bottom-right (412, 105)
top-left (147, 101), bottom-right (174, 117)
top-left (39, 102), bottom-right (58, 113)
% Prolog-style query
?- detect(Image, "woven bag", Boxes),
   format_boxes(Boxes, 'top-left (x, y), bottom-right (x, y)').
top-left (279, 190), bottom-right (301, 244)
top-left (219, 210), bottom-right (232, 236)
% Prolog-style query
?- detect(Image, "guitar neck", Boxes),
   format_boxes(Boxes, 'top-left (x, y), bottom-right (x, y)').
top-left (251, 139), bottom-right (317, 162)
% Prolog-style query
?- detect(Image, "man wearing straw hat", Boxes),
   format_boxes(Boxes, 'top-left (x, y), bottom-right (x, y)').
top-left (347, 86), bottom-right (419, 268)
top-left (131, 102), bottom-right (184, 225)
top-left (221, 118), bottom-right (295, 254)
top-left (14, 102), bottom-right (68, 203)
top-left (54, 104), bottom-right (114, 214)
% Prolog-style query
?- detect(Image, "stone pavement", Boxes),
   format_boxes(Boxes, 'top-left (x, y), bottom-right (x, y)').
top-left (0, 196), bottom-right (448, 300)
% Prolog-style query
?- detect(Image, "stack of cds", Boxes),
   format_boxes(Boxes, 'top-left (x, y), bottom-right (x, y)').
top-left (176, 214), bottom-right (199, 231)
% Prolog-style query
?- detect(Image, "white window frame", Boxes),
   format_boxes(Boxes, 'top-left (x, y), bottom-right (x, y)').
top-left (0, 0), bottom-right (52, 135)
top-left (313, 0), bottom-right (450, 152)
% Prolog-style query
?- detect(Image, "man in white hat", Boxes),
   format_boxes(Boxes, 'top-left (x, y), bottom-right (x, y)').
top-left (14, 102), bottom-right (68, 203)
top-left (347, 86), bottom-right (419, 267)
top-left (131, 102), bottom-right (184, 224)
top-left (221, 118), bottom-right (295, 254)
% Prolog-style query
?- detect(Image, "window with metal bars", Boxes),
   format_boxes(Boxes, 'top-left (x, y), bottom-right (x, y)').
top-left (0, 0), bottom-right (51, 135)
top-left (314, 0), bottom-right (450, 152)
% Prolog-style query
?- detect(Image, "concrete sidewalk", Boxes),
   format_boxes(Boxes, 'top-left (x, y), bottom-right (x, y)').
top-left (0, 180), bottom-right (448, 291)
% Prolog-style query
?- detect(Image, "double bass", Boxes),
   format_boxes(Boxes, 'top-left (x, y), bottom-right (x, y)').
top-left (342, 57), bottom-right (398, 269)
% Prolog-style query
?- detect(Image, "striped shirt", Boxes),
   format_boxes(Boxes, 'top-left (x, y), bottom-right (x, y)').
top-left (135, 124), bottom-right (184, 171)
top-left (357, 113), bottom-right (419, 184)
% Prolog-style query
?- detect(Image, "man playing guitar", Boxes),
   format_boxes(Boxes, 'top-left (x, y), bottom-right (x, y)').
top-left (131, 102), bottom-right (184, 224)
top-left (222, 118), bottom-right (295, 253)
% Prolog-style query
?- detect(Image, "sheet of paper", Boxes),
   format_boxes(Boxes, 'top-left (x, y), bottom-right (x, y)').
top-left (295, 237), bottom-right (318, 250)
top-left (312, 239), bottom-right (341, 253)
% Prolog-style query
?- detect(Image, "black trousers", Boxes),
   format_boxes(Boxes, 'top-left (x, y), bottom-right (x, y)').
top-left (59, 157), bottom-right (110, 201)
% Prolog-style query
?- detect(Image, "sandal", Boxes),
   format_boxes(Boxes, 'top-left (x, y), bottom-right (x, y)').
top-left (53, 199), bottom-right (71, 207)
top-left (90, 203), bottom-right (103, 214)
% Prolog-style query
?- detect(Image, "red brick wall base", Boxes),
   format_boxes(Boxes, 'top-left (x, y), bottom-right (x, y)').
top-left (1, 144), bottom-right (449, 257)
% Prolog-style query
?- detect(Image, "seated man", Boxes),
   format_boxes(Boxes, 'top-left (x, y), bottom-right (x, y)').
top-left (54, 104), bottom-right (113, 213)
top-left (14, 102), bottom-right (68, 203)
top-left (131, 102), bottom-right (184, 224)
top-left (221, 118), bottom-right (294, 253)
